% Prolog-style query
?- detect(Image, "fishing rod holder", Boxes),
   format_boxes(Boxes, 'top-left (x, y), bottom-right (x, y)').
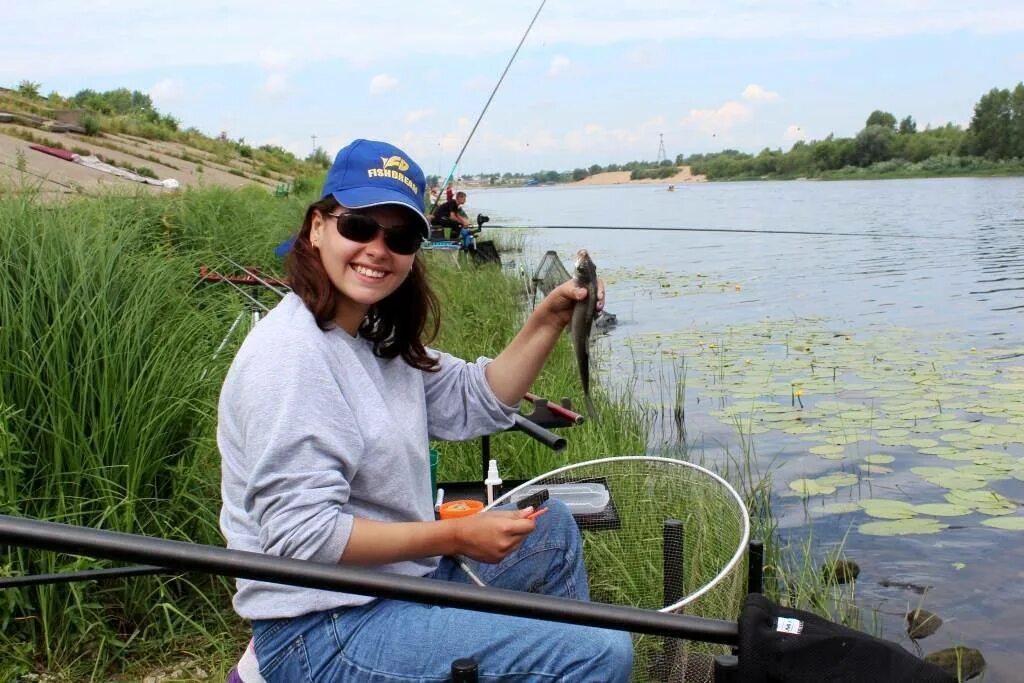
top-left (475, 394), bottom-right (582, 480)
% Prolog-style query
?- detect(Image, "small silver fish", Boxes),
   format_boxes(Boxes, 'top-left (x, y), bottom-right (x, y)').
top-left (570, 249), bottom-right (598, 420)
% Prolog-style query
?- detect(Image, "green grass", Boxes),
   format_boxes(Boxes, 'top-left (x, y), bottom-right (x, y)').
top-left (0, 183), bottom-right (829, 681)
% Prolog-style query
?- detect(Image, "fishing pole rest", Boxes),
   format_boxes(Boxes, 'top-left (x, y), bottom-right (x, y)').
top-left (478, 394), bottom-right (580, 479)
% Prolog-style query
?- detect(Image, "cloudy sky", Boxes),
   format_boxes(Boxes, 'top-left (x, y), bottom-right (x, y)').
top-left (4, 1), bottom-right (1024, 174)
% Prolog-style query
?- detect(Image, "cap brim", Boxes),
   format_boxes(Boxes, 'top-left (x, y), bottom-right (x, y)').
top-left (331, 186), bottom-right (431, 239)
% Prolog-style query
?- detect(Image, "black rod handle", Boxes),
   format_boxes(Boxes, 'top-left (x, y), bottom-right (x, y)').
top-left (511, 413), bottom-right (566, 451)
top-left (450, 658), bottom-right (479, 682)
top-left (748, 540), bottom-right (764, 595)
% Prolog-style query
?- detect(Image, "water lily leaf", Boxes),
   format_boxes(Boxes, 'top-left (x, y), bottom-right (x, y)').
top-left (860, 518), bottom-right (948, 536)
top-left (919, 446), bottom-right (965, 457)
top-left (939, 433), bottom-right (973, 443)
top-left (862, 499), bottom-right (918, 520)
top-left (955, 464), bottom-right (1010, 480)
top-left (913, 503), bottom-right (972, 517)
top-left (981, 517), bottom-right (1024, 531)
top-left (865, 454), bottom-right (895, 464)
top-left (910, 467), bottom-right (988, 490)
top-left (789, 479), bottom-right (836, 497)
top-left (859, 464), bottom-right (893, 475)
top-left (944, 490), bottom-right (1016, 515)
top-left (818, 502), bottom-right (862, 515)
top-left (877, 428), bottom-right (911, 439)
top-left (817, 472), bottom-right (859, 488)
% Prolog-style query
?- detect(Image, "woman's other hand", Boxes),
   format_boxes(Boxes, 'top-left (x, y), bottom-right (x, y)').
top-left (452, 508), bottom-right (538, 563)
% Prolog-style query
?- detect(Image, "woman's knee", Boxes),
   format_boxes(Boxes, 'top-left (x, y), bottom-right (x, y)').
top-left (575, 628), bottom-right (634, 681)
top-left (538, 498), bottom-right (578, 540)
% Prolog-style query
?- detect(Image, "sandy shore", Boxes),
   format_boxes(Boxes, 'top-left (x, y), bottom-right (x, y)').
top-left (573, 168), bottom-right (706, 186)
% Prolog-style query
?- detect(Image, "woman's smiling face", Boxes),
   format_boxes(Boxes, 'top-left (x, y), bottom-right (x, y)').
top-left (309, 204), bottom-right (420, 334)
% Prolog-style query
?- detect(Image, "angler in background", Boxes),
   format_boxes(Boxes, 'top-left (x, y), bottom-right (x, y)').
top-left (431, 189), bottom-right (472, 240)
top-left (219, 139), bottom-right (627, 682)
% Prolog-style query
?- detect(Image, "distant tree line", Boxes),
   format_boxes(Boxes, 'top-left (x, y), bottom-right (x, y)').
top-left (481, 82), bottom-right (1024, 184)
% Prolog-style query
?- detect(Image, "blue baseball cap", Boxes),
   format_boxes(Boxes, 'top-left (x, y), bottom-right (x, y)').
top-left (320, 139), bottom-right (430, 238)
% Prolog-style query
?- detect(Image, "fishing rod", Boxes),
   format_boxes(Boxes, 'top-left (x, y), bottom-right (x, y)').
top-left (486, 224), bottom-right (972, 241)
top-left (428, 0), bottom-right (547, 213)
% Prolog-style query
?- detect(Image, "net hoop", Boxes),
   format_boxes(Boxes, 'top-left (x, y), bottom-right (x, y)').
top-left (485, 455), bottom-right (751, 612)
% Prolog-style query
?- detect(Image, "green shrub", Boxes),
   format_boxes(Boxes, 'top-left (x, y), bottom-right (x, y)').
top-left (80, 113), bottom-right (101, 136)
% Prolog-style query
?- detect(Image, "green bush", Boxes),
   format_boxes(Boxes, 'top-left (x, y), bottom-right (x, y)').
top-left (80, 113), bottom-right (101, 136)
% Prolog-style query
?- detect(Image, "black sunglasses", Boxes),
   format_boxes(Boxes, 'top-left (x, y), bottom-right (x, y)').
top-left (325, 211), bottom-right (423, 255)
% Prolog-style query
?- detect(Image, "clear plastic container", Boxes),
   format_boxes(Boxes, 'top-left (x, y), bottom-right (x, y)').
top-left (511, 483), bottom-right (610, 515)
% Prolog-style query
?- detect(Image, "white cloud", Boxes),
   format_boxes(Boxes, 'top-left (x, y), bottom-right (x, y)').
top-left (261, 73), bottom-right (289, 96)
top-left (3, 2), bottom-right (1024, 81)
top-left (548, 54), bottom-right (573, 77)
top-left (784, 124), bottom-right (806, 142)
top-left (682, 101), bottom-right (752, 135)
top-left (149, 78), bottom-right (184, 106)
top-left (404, 109), bottom-right (433, 125)
top-left (369, 74), bottom-right (398, 95)
top-left (624, 44), bottom-right (667, 69)
top-left (258, 49), bottom-right (292, 70)
top-left (743, 84), bottom-right (781, 102)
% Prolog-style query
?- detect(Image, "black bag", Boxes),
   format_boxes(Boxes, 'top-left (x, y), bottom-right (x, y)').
top-left (738, 593), bottom-right (955, 682)
top-left (471, 240), bottom-right (501, 265)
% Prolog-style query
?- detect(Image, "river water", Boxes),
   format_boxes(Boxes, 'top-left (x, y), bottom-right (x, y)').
top-left (475, 177), bottom-right (1024, 680)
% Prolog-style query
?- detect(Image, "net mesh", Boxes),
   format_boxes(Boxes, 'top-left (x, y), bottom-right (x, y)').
top-left (488, 456), bottom-right (750, 682)
top-left (531, 249), bottom-right (572, 299)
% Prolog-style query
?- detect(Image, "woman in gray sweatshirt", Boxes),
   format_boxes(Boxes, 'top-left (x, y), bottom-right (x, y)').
top-left (219, 139), bottom-right (633, 682)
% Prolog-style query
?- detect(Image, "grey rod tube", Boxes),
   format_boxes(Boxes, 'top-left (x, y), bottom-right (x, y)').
top-left (0, 514), bottom-right (737, 643)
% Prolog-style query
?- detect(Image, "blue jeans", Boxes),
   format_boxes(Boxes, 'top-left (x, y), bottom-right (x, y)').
top-left (251, 500), bottom-right (633, 681)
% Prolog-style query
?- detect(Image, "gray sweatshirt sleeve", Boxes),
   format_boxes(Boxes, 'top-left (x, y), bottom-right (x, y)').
top-left (422, 351), bottom-right (517, 441)
top-left (234, 334), bottom-right (360, 565)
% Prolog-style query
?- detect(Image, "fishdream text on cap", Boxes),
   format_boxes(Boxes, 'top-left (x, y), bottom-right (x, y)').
top-left (320, 139), bottom-right (430, 238)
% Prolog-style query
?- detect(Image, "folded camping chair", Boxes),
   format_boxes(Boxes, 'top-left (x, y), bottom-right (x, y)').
top-left (733, 593), bottom-right (956, 682)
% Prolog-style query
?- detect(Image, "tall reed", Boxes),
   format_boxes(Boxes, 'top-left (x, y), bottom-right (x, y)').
top-left (0, 186), bottom-right (310, 676)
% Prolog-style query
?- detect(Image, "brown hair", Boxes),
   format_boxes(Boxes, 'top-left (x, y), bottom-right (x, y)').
top-left (286, 195), bottom-right (441, 371)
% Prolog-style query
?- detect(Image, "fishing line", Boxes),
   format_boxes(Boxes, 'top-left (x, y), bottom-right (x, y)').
top-left (204, 268), bottom-right (272, 312)
top-left (428, 0), bottom-right (548, 212)
top-left (487, 224), bottom-right (971, 241)
top-left (219, 253), bottom-right (289, 297)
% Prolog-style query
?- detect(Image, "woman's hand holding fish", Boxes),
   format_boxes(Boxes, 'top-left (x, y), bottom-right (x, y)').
top-left (484, 264), bottom-right (604, 406)
top-left (534, 278), bottom-right (606, 329)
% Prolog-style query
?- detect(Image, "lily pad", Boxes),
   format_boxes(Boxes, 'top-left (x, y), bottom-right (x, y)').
top-left (862, 499), bottom-right (918, 520)
top-left (818, 502), bottom-right (862, 515)
top-left (817, 472), bottom-right (859, 488)
top-left (910, 467), bottom-right (988, 490)
top-left (981, 517), bottom-right (1024, 531)
top-left (789, 479), bottom-right (836, 497)
top-left (944, 490), bottom-right (1016, 516)
top-left (913, 503), bottom-right (972, 517)
top-left (860, 518), bottom-right (948, 536)
top-left (808, 444), bottom-right (847, 459)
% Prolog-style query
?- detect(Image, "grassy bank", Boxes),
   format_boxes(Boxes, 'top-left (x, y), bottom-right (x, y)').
top-left (0, 183), bottom-right (832, 681)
